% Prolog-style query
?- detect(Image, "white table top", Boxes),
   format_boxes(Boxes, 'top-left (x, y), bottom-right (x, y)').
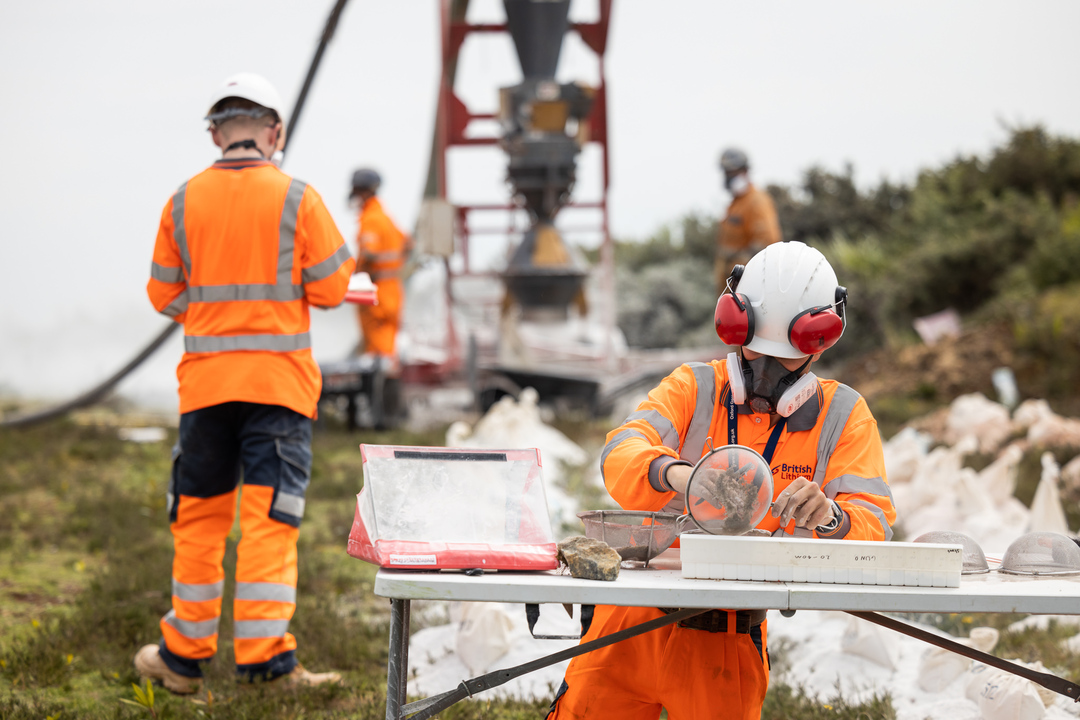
top-left (373, 550), bottom-right (1080, 615)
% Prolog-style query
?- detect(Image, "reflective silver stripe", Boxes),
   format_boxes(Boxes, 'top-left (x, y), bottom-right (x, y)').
top-left (151, 262), bottom-right (184, 284)
top-left (847, 498), bottom-right (894, 541)
top-left (172, 579), bottom-right (224, 603)
top-left (185, 332), bottom-right (311, 353)
top-left (272, 492), bottom-right (305, 518)
top-left (162, 291), bottom-right (189, 317)
top-left (166, 492), bottom-right (175, 513)
top-left (187, 284), bottom-right (303, 303)
top-left (369, 269), bottom-right (402, 280)
top-left (364, 250), bottom-right (405, 263)
top-left (624, 410), bottom-right (679, 450)
top-left (302, 243), bottom-right (352, 284)
top-left (600, 429), bottom-right (647, 480)
top-left (164, 609), bottom-right (219, 639)
top-left (234, 619), bottom-right (290, 639)
top-left (680, 363), bottom-right (717, 463)
top-left (811, 384), bottom-right (861, 487)
top-left (171, 183), bottom-right (191, 276)
top-left (277, 179), bottom-right (307, 285)
top-left (235, 582), bottom-right (297, 603)
top-left (824, 474), bottom-right (894, 505)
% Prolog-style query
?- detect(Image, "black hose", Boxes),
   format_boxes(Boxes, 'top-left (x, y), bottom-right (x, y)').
top-left (0, 0), bottom-right (352, 430)
top-left (285, 0), bottom-right (351, 154)
top-left (1, 323), bottom-right (181, 429)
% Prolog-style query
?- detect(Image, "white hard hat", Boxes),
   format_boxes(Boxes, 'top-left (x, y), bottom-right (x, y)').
top-left (737, 242), bottom-right (845, 359)
top-left (206, 72), bottom-right (285, 124)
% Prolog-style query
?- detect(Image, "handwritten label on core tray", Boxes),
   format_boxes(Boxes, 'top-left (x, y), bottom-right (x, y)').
top-left (389, 554), bottom-right (438, 566)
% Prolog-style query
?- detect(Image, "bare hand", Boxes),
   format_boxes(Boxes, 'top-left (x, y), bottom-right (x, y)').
top-left (770, 477), bottom-right (833, 529)
top-left (665, 464), bottom-right (693, 495)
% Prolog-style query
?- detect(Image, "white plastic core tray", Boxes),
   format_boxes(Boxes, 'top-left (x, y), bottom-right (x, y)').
top-left (681, 535), bottom-right (963, 588)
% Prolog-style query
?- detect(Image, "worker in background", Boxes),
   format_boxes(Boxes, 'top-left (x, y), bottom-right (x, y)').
top-left (548, 241), bottom-right (896, 720)
top-left (139, 72), bottom-right (354, 695)
top-left (350, 168), bottom-right (410, 368)
top-left (715, 147), bottom-right (783, 295)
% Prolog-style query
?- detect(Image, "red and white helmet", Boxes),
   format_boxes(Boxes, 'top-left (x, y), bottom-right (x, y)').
top-left (714, 241), bottom-right (847, 359)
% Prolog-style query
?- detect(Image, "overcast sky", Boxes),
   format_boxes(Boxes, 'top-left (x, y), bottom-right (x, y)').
top-left (3, 0), bottom-right (1080, 407)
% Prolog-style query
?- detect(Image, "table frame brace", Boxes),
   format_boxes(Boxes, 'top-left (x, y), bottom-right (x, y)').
top-left (850, 611), bottom-right (1080, 702)
top-left (385, 601), bottom-right (705, 720)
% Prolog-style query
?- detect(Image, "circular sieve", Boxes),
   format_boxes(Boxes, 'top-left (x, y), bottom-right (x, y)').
top-left (685, 444), bottom-right (773, 535)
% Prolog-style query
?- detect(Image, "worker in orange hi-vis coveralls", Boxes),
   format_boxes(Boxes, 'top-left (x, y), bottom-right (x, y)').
top-left (548, 241), bottom-right (896, 720)
top-left (349, 168), bottom-right (410, 365)
top-left (715, 147), bottom-right (783, 295)
top-left (136, 73), bottom-right (354, 696)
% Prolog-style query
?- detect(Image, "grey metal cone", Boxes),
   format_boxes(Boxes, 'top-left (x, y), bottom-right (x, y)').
top-left (503, 0), bottom-right (571, 79)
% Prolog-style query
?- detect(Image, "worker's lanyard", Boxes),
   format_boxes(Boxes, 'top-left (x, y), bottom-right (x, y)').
top-left (726, 386), bottom-right (786, 464)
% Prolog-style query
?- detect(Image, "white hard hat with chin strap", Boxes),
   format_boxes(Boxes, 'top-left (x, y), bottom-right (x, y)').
top-left (206, 72), bottom-right (286, 157)
top-left (714, 241), bottom-right (848, 415)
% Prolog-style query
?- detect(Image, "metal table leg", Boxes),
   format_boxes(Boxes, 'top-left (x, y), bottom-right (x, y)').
top-left (386, 598), bottom-right (411, 720)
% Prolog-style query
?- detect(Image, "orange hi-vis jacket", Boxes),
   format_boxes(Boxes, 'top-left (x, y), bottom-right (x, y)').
top-left (147, 158), bottom-right (354, 418)
top-left (717, 183), bottom-right (782, 255)
top-left (355, 196), bottom-right (408, 282)
top-left (601, 359), bottom-right (895, 540)
top-left (354, 196), bottom-right (408, 356)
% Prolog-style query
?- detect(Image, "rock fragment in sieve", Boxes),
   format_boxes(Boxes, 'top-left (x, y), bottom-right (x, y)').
top-left (557, 536), bottom-right (621, 581)
top-left (691, 462), bottom-right (761, 534)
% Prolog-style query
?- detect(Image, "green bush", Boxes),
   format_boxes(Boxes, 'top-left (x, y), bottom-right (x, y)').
top-left (613, 125), bottom-right (1080, 366)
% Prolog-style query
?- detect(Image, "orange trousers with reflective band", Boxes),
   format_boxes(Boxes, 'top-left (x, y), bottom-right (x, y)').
top-left (547, 605), bottom-right (769, 720)
top-left (357, 278), bottom-right (402, 356)
top-left (162, 484), bottom-right (299, 672)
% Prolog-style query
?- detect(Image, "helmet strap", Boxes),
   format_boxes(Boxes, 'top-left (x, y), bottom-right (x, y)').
top-left (224, 139), bottom-right (265, 158)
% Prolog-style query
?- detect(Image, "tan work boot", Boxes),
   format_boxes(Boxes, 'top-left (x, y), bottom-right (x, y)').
top-left (280, 663), bottom-right (342, 687)
top-left (134, 644), bottom-right (203, 695)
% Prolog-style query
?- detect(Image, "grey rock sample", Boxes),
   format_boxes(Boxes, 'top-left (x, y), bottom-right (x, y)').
top-left (557, 536), bottom-right (621, 581)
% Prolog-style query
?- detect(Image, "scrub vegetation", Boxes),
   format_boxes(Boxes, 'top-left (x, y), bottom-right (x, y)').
top-left (614, 126), bottom-right (1080, 416)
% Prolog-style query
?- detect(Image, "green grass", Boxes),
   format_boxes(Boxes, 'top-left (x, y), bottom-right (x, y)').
top-left (0, 418), bottom-right (940, 718)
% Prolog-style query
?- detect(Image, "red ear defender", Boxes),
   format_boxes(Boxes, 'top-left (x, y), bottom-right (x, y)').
top-left (715, 264), bottom-right (755, 346)
top-left (715, 293), bottom-right (755, 346)
top-left (787, 287), bottom-right (847, 355)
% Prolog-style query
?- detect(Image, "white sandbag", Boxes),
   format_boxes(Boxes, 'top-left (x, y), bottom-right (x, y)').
top-left (964, 662), bottom-right (1046, 720)
top-left (917, 626), bottom-right (999, 693)
top-left (1061, 454), bottom-right (1080, 497)
top-left (1028, 413), bottom-right (1080, 449)
top-left (882, 426), bottom-right (932, 486)
top-left (448, 388), bottom-right (588, 471)
top-left (1014, 399), bottom-right (1055, 430)
top-left (1028, 452), bottom-right (1070, 535)
top-left (968, 626), bottom-right (1001, 653)
top-left (944, 392), bottom-right (1013, 454)
top-left (446, 387), bottom-right (590, 532)
top-left (960, 497), bottom-right (1030, 552)
top-left (978, 442), bottom-right (1024, 504)
top-left (454, 602), bottom-right (516, 675)
top-left (918, 647), bottom-right (972, 693)
top-left (840, 615), bottom-right (898, 670)
top-left (957, 466), bottom-right (996, 517)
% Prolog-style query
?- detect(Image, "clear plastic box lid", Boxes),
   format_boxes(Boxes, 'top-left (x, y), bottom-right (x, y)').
top-left (999, 531), bottom-right (1080, 576)
top-left (685, 444), bottom-right (773, 536)
top-left (913, 530), bottom-right (989, 574)
top-left (359, 445), bottom-right (555, 546)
